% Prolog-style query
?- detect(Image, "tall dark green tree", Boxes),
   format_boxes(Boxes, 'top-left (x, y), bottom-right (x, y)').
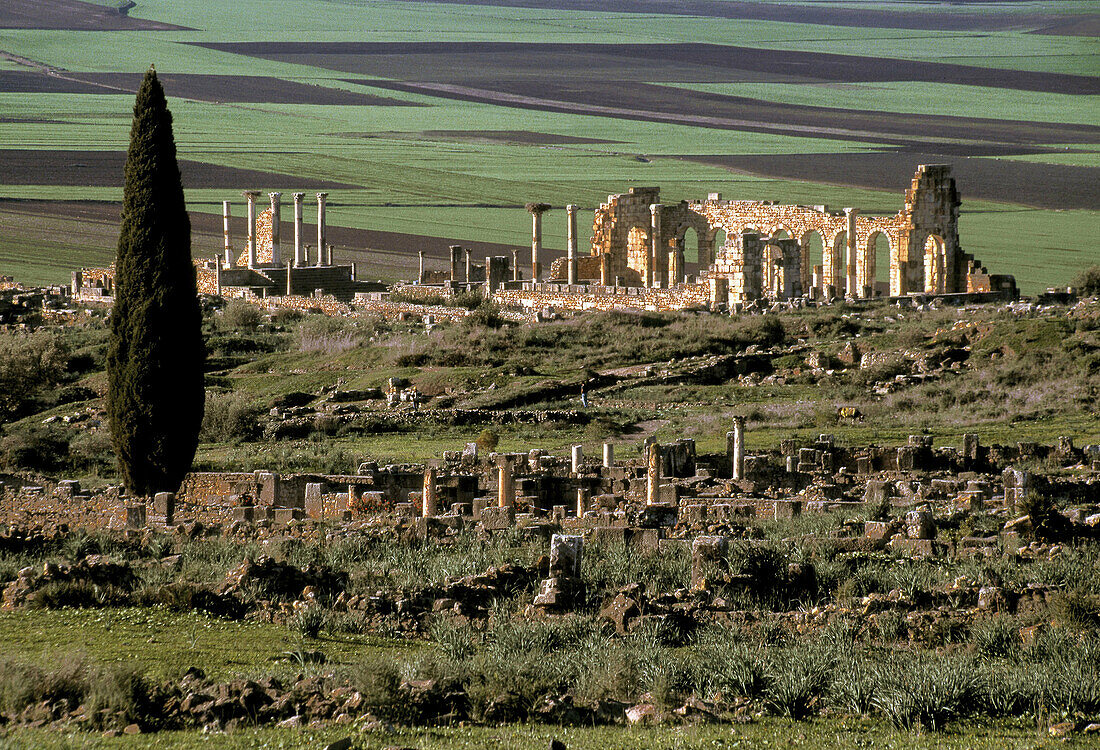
top-left (108, 67), bottom-right (205, 496)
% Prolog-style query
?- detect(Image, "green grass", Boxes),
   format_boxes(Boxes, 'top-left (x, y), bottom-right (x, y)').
top-left (670, 81), bottom-right (1100, 128)
top-left (0, 608), bottom-right (421, 683)
top-left (0, 717), bottom-right (1089, 749)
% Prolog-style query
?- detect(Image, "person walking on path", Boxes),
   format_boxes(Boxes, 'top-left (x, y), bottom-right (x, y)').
top-left (580, 379), bottom-right (589, 408)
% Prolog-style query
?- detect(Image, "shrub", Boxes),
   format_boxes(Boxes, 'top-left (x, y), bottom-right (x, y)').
top-left (0, 425), bottom-right (71, 472)
top-left (69, 429), bottom-right (116, 474)
top-left (830, 656), bottom-right (878, 714)
top-left (200, 391), bottom-right (262, 443)
top-left (1074, 265), bottom-right (1100, 297)
top-left (0, 330), bottom-right (70, 418)
top-left (693, 628), bottom-right (767, 702)
top-left (292, 607), bottom-right (327, 639)
top-left (271, 307), bottom-right (303, 327)
top-left (298, 315), bottom-right (358, 354)
top-left (347, 655), bottom-right (406, 721)
top-left (219, 299), bottom-right (263, 330)
top-left (475, 429), bottom-right (500, 453)
top-left (971, 616), bottom-right (1021, 659)
top-left (764, 646), bottom-right (834, 718)
top-left (873, 656), bottom-right (979, 731)
top-left (86, 664), bottom-right (153, 730)
top-left (0, 654), bottom-right (88, 718)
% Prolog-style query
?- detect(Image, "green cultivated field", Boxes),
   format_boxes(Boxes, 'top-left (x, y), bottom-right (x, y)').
top-left (0, 0), bottom-right (1097, 290)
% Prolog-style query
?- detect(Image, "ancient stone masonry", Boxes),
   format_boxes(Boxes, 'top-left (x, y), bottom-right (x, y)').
top-left (72, 165), bottom-right (1017, 320)
top-left (582, 165), bottom-right (1015, 304)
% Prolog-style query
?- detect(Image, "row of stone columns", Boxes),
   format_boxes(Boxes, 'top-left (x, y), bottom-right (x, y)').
top-left (525, 202), bottom-right (583, 284)
top-left (225, 191), bottom-right (329, 270)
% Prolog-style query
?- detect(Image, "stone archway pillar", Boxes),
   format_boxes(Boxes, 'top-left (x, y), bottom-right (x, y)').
top-left (222, 200), bottom-right (233, 269)
top-left (315, 192), bottom-right (328, 267)
top-left (844, 208), bottom-right (859, 296)
top-left (566, 204), bottom-right (578, 285)
top-left (649, 204), bottom-right (662, 288)
top-left (292, 193), bottom-right (305, 267)
top-left (242, 191), bottom-right (260, 269)
top-left (526, 203), bottom-right (550, 282)
top-left (798, 237), bottom-right (810, 296)
top-left (269, 192), bottom-right (282, 266)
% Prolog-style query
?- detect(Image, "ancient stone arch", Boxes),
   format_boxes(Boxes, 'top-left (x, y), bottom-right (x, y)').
top-left (585, 164), bottom-right (995, 301)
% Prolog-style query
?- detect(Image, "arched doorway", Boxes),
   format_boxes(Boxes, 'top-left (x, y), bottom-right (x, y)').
top-left (923, 234), bottom-right (945, 293)
top-left (764, 243), bottom-right (783, 298)
top-left (868, 232), bottom-right (891, 297)
top-left (710, 227), bottom-right (728, 258)
top-left (627, 225), bottom-right (649, 280)
top-left (680, 226), bottom-right (700, 264)
top-left (830, 230), bottom-right (847, 292)
top-left (800, 230), bottom-right (824, 294)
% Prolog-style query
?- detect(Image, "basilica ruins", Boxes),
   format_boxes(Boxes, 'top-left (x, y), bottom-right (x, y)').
top-left (71, 164), bottom-right (1016, 317)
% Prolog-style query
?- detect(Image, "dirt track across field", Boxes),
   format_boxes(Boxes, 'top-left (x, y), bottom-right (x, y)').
top-left (362, 79), bottom-right (1100, 148)
top-left (1, 0), bottom-right (187, 30)
top-left (193, 41), bottom-right (1100, 96)
top-left (677, 152), bottom-right (1100, 211)
top-left (331, 130), bottom-right (619, 145)
top-left (0, 151), bottom-right (361, 190)
top-left (405, 0), bottom-right (1097, 34)
top-left (0, 71), bottom-right (417, 106)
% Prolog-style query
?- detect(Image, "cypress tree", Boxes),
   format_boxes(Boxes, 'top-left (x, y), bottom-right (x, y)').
top-left (108, 67), bottom-right (205, 496)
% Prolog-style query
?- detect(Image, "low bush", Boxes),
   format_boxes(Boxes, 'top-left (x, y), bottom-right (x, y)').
top-left (219, 299), bottom-right (263, 330)
top-left (200, 391), bottom-right (262, 443)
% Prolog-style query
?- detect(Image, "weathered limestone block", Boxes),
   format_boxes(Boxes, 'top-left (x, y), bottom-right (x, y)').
top-left (480, 505), bottom-right (515, 530)
top-left (691, 535), bottom-right (729, 589)
top-left (549, 534), bottom-right (584, 578)
top-left (905, 509), bottom-right (937, 540)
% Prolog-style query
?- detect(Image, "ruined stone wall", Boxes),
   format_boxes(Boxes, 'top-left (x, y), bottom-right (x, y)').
top-left (587, 165), bottom-right (982, 301)
top-left (548, 255), bottom-right (602, 282)
top-left (590, 187), bottom-right (658, 286)
top-left (494, 283), bottom-right (708, 313)
top-left (236, 209), bottom-right (274, 268)
top-left (196, 267), bottom-right (218, 295)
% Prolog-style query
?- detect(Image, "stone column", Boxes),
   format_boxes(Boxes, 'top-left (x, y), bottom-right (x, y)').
top-left (497, 462), bottom-right (514, 508)
top-left (566, 204), bottom-right (578, 285)
top-left (602, 443), bottom-right (614, 468)
top-left (576, 487), bottom-right (589, 517)
top-left (422, 466), bottom-right (438, 517)
top-left (844, 208), bottom-right (859, 297)
top-left (418, 250), bottom-right (426, 284)
top-left (268, 192), bottom-right (282, 266)
top-left (315, 193), bottom-right (328, 267)
top-left (649, 204), bottom-right (662, 288)
top-left (292, 193), bottom-right (304, 267)
top-left (464, 248), bottom-right (472, 285)
top-left (243, 191), bottom-right (260, 268)
top-left (222, 200), bottom-right (233, 268)
top-left (668, 246), bottom-right (682, 287)
top-left (599, 253), bottom-right (610, 286)
top-left (527, 203), bottom-right (550, 281)
top-left (646, 441), bottom-right (661, 506)
top-left (728, 416), bottom-right (745, 480)
top-left (512, 248), bottom-right (520, 281)
top-left (571, 445), bottom-right (583, 474)
top-left (449, 245), bottom-right (461, 282)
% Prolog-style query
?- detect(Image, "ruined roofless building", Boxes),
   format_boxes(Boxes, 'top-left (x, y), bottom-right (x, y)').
top-left (571, 164), bottom-right (1014, 301)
